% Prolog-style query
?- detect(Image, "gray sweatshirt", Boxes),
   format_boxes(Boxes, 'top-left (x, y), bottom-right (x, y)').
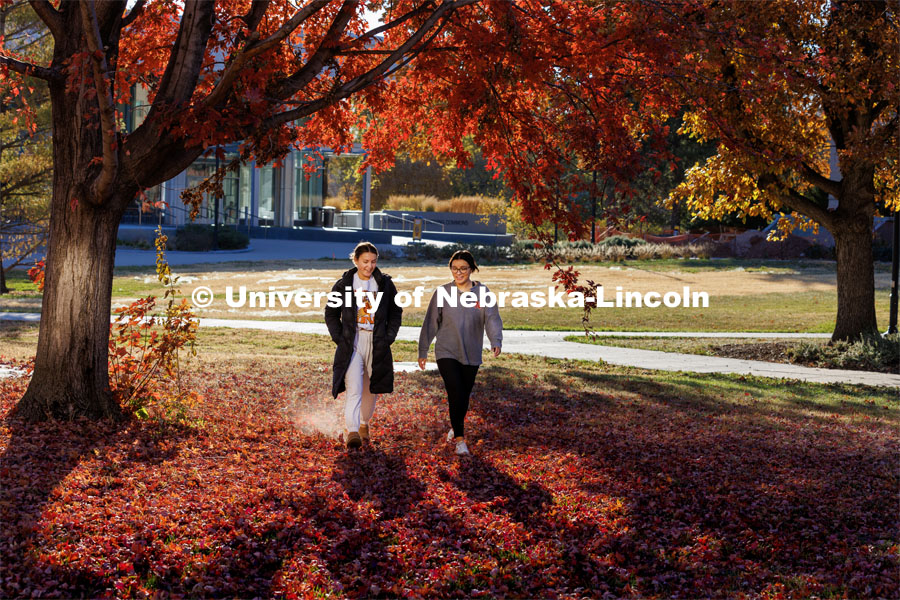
top-left (418, 281), bottom-right (503, 366)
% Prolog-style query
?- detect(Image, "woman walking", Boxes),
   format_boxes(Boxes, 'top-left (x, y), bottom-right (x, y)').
top-left (418, 250), bottom-right (502, 456)
top-left (326, 242), bottom-right (403, 449)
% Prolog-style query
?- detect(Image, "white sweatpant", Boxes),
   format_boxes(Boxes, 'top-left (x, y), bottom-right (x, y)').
top-left (344, 329), bottom-right (376, 433)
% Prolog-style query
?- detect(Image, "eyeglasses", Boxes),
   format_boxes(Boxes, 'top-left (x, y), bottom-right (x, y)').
top-left (451, 267), bottom-right (470, 273)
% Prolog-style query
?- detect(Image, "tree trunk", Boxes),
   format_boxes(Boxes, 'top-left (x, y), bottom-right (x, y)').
top-left (15, 193), bottom-right (124, 421)
top-left (0, 259), bottom-right (8, 294)
top-left (831, 214), bottom-right (878, 342)
top-left (14, 51), bottom-right (130, 421)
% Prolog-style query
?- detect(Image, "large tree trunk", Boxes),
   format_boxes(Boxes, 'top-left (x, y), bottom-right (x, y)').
top-left (14, 38), bottom-right (131, 421)
top-left (831, 213), bottom-right (878, 342)
top-left (14, 189), bottom-right (125, 421)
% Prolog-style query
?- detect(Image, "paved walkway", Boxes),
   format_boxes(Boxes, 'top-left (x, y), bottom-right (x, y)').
top-left (114, 237), bottom-right (417, 267)
top-left (8, 236), bottom-right (445, 270)
top-left (2, 313), bottom-right (896, 387)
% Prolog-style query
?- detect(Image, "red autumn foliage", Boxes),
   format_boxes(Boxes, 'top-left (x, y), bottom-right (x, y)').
top-left (26, 259), bottom-right (44, 291)
top-left (1, 363), bottom-right (896, 598)
top-left (3, 1), bottom-right (897, 418)
top-left (108, 230), bottom-right (200, 420)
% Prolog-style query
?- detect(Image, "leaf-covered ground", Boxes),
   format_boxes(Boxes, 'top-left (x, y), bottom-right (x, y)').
top-left (1, 352), bottom-right (898, 598)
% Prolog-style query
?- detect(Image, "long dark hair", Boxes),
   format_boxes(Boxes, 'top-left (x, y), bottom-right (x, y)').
top-left (448, 250), bottom-right (478, 272)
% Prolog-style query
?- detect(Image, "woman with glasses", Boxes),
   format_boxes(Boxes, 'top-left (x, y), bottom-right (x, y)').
top-left (418, 250), bottom-right (503, 456)
top-left (326, 241), bottom-right (403, 449)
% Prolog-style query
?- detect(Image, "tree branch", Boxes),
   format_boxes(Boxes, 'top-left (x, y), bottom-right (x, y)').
top-left (263, 0), bottom-right (478, 128)
top-left (763, 176), bottom-right (835, 231)
top-left (27, 0), bottom-right (64, 40)
top-left (241, 0), bottom-right (270, 34)
top-left (330, 0), bottom-right (478, 98)
top-left (202, 0), bottom-right (330, 109)
top-left (268, 0), bottom-right (361, 99)
top-left (152, 0), bottom-right (216, 108)
top-left (2, 235), bottom-right (48, 272)
top-left (0, 54), bottom-right (58, 80)
top-left (80, 0), bottom-right (119, 203)
top-left (338, 0), bottom-right (439, 52)
top-left (121, 0), bottom-right (147, 28)
top-left (1, 165), bottom-right (53, 198)
top-left (798, 162), bottom-right (842, 198)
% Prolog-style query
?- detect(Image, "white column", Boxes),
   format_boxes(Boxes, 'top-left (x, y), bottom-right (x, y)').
top-left (362, 164), bottom-right (372, 231)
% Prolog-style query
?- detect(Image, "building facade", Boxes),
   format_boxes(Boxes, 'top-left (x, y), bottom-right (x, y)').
top-left (120, 85), bottom-right (371, 230)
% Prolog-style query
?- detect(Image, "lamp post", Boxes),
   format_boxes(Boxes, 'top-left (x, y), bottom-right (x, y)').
top-left (213, 147), bottom-right (220, 251)
top-left (889, 211), bottom-right (898, 334)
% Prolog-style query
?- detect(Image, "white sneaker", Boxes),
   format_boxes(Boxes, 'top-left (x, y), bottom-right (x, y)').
top-left (455, 440), bottom-right (470, 456)
top-left (447, 428), bottom-right (455, 442)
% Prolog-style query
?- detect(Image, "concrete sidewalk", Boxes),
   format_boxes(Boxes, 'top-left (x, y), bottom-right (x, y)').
top-left (113, 237), bottom-right (411, 267)
top-left (2, 313), bottom-right (895, 387)
top-left (7, 236), bottom-right (445, 270)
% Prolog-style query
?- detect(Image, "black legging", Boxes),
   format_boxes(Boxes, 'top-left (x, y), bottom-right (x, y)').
top-left (437, 358), bottom-right (479, 438)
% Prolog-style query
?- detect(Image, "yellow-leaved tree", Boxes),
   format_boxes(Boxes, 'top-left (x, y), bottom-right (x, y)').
top-left (664, 0), bottom-right (898, 341)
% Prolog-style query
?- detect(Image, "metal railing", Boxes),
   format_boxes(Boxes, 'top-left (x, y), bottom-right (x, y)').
top-left (373, 212), bottom-right (445, 232)
top-left (121, 198), bottom-right (453, 235)
top-left (120, 198), bottom-right (254, 236)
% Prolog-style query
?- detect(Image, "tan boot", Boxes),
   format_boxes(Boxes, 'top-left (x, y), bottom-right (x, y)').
top-left (346, 431), bottom-right (362, 449)
top-left (359, 424), bottom-right (370, 442)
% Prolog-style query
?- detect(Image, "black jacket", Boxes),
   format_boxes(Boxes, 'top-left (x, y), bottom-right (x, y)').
top-left (324, 266), bottom-right (402, 398)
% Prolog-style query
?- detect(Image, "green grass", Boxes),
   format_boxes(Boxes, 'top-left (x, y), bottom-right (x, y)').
top-left (2, 259), bottom-right (893, 334)
top-left (518, 355), bottom-right (898, 416)
top-left (401, 290), bottom-right (891, 333)
top-left (1, 270), bottom-right (41, 294)
top-left (2, 288), bottom-right (894, 334)
top-left (5, 321), bottom-right (897, 404)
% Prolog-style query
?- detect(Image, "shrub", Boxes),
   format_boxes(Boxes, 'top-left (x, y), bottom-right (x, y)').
top-left (597, 235), bottom-right (647, 249)
top-left (109, 228), bottom-right (200, 423)
top-left (117, 238), bottom-right (155, 250)
top-left (872, 240), bottom-right (892, 263)
top-left (216, 227), bottom-right (250, 250)
top-left (384, 194), bottom-right (506, 214)
top-left (324, 196), bottom-right (346, 212)
top-left (787, 334), bottom-right (899, 373)
top-left (448, 195), bottom-right (506, 214)
top-left (804, 244), bottom-right (836, 260)
top-left (402, 239), bottom-right (715, 264)
top-left (631, 244), bottom-right (662, 260)
top-left (403, 242), bottom-right (508, 263)
top-left (385, 194), bottom-right (440, 211)
top-left (174, 224), bottom-right (248, 251)
top-left (174, 223), bottom-right (213, 251)
top-left (421, 197), bottom-right (439, 212)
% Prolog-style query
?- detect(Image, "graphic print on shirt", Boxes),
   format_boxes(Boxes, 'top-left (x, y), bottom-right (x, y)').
top-left (357, 294), bottom-right (374, 325)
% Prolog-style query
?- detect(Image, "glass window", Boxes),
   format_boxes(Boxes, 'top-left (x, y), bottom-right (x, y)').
top-left (238, 163), bottom-right (252, 224)
top-left (184, 153), bottom-right (243, 224)
top-left (258, 165), bottom-right (278, 226)
top-left (295, 151), bottom-right (324, 224)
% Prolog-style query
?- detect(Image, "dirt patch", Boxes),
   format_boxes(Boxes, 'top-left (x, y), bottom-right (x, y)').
top-left (710, 341), bottom-right (898, 374)
top-left (711, 342), bottom-right (798, 364)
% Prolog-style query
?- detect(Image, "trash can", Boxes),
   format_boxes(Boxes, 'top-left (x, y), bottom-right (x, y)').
top-left (312, 207), bottom-right (324, 227)
top-left (322, 206), bottom-right (335, 228)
